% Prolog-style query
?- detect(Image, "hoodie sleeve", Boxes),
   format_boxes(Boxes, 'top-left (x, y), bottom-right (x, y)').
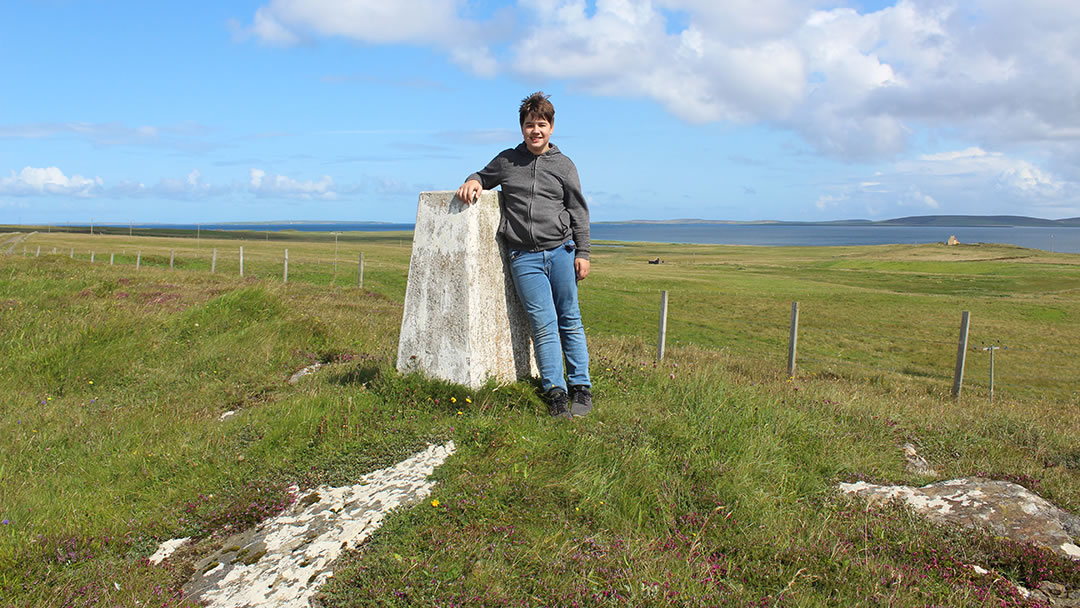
top-left (562, 162), bottom-right (590, 260)
top-left (466, 151), bottom-right (507, 190)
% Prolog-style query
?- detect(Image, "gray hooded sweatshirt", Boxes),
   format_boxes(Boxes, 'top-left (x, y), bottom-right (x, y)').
top-left (467, 142), bottom-right (590, 260)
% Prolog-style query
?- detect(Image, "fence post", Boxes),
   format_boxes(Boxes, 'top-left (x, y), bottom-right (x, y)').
top-left (136, 250), bottom-right (141, 270)
top-left (283, 249), bottom-right (289, 283)
top-left (239, 247), bottom-right (244, 277)
top-left (787, 301), bottom-right (799, 378)
top-left (982, 345), bottom-right (1000, 403)
top-left (70, 248), bottom-right (74, 258)
top-left (36, 246), bottom-right (40, 256)
top-left (211, 248), bottom-right (217, 274)
top-left (357, 252), bottom-right (364, 288)
top-left (951, 311), bottom-right (970, 398)
top-left (170, 249), bottom-right (175, 270)
top-left (657, 290), bottom-right (669, 361)
top-left (110, 253), bottom-right (115, 265)
top-left (90, 252), bottom-right (95, 263)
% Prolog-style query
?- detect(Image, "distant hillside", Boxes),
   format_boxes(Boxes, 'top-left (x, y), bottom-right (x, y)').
top-left (874, 215), bottom-right (1080, 227)
top-left (600, 215), bottom-right (1080, 227)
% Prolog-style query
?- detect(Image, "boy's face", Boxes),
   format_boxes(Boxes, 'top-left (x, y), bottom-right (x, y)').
top-left (521, 112), bottom-right (553, 156)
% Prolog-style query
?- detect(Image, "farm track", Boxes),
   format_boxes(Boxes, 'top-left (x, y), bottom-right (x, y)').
top-left (1, 232), bottom-right (35, 254)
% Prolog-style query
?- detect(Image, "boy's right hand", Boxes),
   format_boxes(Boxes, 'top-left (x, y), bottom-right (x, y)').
top-left (457, 179), bottom-right (482, 205)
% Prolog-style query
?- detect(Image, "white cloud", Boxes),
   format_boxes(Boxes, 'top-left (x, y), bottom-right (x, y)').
top-left (919, 147), bottom-right (988, 162)
top-left (111, 169), bottom-right (231, 200)
top-left (249, 168), bottom-right (337, 199)
top-left (0, 121), bottom-right (216, 152)
top-left (998, 163), bottom-right (1063, 198)
top-left (815, 193), bottom-right (845, 210)
top-left (814, 147), bottom-right (1076, 218)
top-left (905, 147), bottom-right (1065, 198)
top-left (899, 189), bottom-right (939, 209)
top-left (0, 167), bottom-right (103, 197)
top-left (244, 0), bottom-right (500, 75)
top-left (239, 0), bottom-right (1080, 176)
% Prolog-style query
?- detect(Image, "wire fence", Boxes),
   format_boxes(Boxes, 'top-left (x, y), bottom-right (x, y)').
top-left (6, 232), bottom-right (1078, 404)
top-left (645, 288), bottom-right (1078, 404)
top-left (9, 238), bottom-right (379, 289)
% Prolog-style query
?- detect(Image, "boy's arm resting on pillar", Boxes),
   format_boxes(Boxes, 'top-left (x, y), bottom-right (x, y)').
top-left (458, 155), bottom-right (505, 204)
top-left (456, 179), bottom-right (482, 204)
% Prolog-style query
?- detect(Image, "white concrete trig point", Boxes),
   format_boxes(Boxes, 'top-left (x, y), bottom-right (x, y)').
top-left (396, 191), bottom-right (537, 389)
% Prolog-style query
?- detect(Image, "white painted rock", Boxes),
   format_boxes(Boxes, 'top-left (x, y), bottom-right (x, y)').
top-left (179, 442), bottom-right (456, 607)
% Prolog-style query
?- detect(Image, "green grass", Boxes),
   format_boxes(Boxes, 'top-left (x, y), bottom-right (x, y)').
top-left (2, 230), bottom-right (1080, 606)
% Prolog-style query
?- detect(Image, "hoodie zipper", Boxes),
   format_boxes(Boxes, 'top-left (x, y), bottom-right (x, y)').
top-left (528, 151), bottom-right (538, 250)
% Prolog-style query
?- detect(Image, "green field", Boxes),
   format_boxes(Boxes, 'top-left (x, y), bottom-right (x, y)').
top-left (2, 228), bottom-right (1079, 607)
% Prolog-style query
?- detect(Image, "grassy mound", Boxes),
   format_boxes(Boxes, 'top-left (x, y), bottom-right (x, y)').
top-left (1, 232), bottom-right (1079, 606)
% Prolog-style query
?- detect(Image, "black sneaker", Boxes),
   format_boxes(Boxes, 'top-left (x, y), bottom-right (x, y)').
top-left (546, 388), bottom-right (571, 420)
top-left (570, 385), bottom-right (592, 417)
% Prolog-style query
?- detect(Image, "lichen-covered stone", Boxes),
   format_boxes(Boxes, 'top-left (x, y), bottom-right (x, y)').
top-left (174, 442), bottom-right (456, 607)
top-left (840, 477), bottom-right (1080, 559)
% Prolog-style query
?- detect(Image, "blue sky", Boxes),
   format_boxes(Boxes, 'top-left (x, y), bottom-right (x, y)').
top-left (2, 0), bottom-right (1078, 224)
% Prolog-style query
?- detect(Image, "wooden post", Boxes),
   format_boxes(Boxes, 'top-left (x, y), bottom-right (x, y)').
top-left (110, 253), bottom-right (115, 265)
top-left (333, 232), bottom-right (339, 278)
top-left (983, 345), bottom-right (1001, 403)
top-left (357, 252), bottom-right (364, 288)
top-left (90, 252), bottom-right (95, 263)
top-left (70, 248), bottom-right (74, 258)
top-left (787, 301), bottom-right (799, 378)
top-left (169, 249), bottom-right (175, 270)
top-left (136, 250), bottom-right (141, 270)
top-left (211, 248), bottom-right (217, 273)
top-left (36, 246), bottom-right (40, 256)
top-left (239, 247), bottom-right (244, 277)
top-left (952, 311), bottom-right (970, 398)
top-left (283, 249), bottom-right (289, 283)
top-left (657, 290), bottom-right (669, 361)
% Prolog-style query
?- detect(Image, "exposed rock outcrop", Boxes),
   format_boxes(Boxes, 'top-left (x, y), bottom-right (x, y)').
top-left (154, 442), bottom-right (456, 608)
top-left (840, 477), bottom-right (1080, 559)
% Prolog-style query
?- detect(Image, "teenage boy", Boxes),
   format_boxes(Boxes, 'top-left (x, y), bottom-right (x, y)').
top-left (456, 91), bottom-right (592, 420)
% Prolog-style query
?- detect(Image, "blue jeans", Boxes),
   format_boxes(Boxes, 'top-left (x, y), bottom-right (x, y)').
top-left (508, 240), bottom-right (591, 394)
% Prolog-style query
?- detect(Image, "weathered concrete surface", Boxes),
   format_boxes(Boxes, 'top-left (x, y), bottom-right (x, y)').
top-left (840, 477), bottom-right (1080, 559)
top-left (396, 190), bottom-right (536, 388)
top-left (174, 442), bottom-right (456, 608)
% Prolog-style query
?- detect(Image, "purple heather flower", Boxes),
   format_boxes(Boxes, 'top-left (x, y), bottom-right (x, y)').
top-left (2, 519), bottom-right (9, 525)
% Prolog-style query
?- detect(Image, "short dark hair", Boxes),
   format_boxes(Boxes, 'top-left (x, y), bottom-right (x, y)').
top-left (519, 91), bottom-right (555, 126)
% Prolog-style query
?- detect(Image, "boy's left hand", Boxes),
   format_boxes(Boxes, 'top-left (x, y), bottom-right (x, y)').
top-left (575, 258), bottom-right (590, 281)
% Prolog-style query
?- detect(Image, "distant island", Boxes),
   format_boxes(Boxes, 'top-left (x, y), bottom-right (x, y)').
top-left (596, 215), bottom-right (1080, 227)
top-left (16, 215), bottom-right (1080, 231)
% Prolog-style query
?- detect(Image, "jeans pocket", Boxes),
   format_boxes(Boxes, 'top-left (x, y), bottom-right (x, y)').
top-left (564, 239), bottom-right (576, 253)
